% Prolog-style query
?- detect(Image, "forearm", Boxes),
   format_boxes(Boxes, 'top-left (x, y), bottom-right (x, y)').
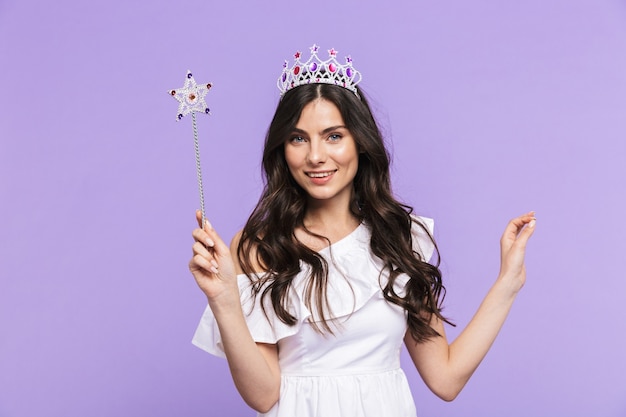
top-left (211, 299), bottom-right (281, 412)
top-left (446, 279), bottom-right (518, 389)
top-left (407, 278), bottom-right (519, 401)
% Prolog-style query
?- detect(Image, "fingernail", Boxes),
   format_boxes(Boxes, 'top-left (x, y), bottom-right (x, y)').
top-left (529, 219), bottom-right (536, 228)
top-left (206, 237), bottom-right (215, 247)
top-left (203, 218), bottom-right (213, 230)
top-left (210, 266), bottom-right (219, 274)
top-left (210, 260), bottom-right (219, 269)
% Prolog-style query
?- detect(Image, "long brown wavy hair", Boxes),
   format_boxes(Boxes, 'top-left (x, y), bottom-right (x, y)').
top-left (237, 83), bottom-right (451, 342)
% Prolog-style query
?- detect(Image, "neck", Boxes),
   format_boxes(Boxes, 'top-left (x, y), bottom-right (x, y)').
top-left (302, 197), bottom-right (360, 242)
top-left (304, 209), bottom-right (358, 230)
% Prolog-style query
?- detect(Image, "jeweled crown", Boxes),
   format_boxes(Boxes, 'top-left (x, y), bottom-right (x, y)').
top-left (278, 44), bottom-right (362, 98)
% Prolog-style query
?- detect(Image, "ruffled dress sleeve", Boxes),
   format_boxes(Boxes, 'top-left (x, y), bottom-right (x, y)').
top-left (411, 215), bottom-right (436, 263)
top-left (192, 273), bottom-right (306, 357)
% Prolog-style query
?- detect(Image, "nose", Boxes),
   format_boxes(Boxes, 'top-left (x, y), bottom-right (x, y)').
top-left (306, 139), bottom-right (326, 165)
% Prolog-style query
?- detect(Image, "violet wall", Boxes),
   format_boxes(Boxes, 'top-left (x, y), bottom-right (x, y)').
top-left (1, 1), bottom-right (625, 416)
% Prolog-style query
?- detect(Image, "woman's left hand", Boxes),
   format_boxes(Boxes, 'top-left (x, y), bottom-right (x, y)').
top-left (498, 211), bottom-right (536, 293)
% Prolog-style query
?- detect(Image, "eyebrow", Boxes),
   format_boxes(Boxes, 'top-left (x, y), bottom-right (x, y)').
top-left (291, 125), bottom-right (348, 136)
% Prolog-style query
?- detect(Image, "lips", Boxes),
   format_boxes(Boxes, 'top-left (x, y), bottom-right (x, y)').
top-left (305, 170), bottom-right (337, 185)
top-left (306, 170), bottom-right (337, 178)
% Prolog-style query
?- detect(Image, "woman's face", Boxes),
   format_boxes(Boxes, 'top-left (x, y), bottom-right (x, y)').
top-left (284, 98), bottom-right (359, 207)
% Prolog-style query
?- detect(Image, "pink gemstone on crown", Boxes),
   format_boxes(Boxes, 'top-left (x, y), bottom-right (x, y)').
top-left (328, 63), bottom-right (337, 73)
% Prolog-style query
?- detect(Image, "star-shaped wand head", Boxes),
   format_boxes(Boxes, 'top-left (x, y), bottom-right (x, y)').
top-left (169, 70), bottom-right (212, 121)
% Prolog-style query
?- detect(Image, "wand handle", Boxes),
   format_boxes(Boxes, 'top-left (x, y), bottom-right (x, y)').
top-left (191, 112), bottom-right (207, 227)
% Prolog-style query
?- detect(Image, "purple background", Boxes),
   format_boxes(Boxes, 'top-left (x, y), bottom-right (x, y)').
top-left (1, 1), bottom-right (625, 416)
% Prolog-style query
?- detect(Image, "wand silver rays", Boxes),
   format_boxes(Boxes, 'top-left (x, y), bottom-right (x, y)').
top-left (168, 70), bottom-right (212, 227)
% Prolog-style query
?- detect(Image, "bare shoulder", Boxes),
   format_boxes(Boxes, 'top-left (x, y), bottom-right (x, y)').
top-left (229, 229), bottom-right (266, 275)
top-left (229, 229), bottom-right (245, 274)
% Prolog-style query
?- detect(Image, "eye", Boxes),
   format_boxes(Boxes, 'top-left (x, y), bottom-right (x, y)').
top-left (328, 133), bottom-right (342, 142)
top-left (289, 135), bottom-right (306, 143)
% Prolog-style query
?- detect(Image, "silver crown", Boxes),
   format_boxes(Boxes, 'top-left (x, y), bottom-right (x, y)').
top-left (277, 44), bottom-right (362, 98)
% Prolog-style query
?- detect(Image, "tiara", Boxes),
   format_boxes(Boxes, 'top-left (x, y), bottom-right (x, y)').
top-left (277, 44), bottom-right (362, 98)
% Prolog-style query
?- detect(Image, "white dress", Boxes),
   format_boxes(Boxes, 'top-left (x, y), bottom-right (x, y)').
top-left (192, 217), bottom-right (435, 417)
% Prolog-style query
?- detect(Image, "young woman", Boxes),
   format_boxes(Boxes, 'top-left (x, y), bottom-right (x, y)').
top-left (189, 46), bottom-right (536, 417)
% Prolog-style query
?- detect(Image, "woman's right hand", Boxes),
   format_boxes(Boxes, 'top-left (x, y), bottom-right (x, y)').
top-left (189, 211), bottom-right (281, 412)
top-left (189, 210), bottom-right (239, 305)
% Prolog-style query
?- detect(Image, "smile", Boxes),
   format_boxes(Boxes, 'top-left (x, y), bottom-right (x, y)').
top-left (306, 170), bottom-right (337, 178)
